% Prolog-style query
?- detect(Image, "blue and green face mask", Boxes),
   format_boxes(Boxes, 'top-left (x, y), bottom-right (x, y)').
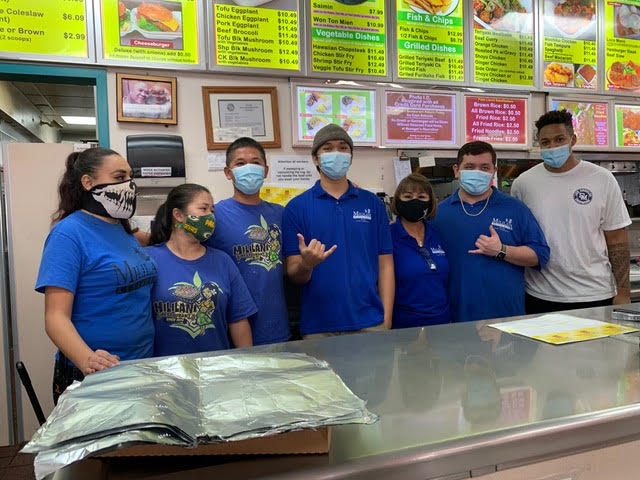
top-left (177, 213), bottom-right (216, 242)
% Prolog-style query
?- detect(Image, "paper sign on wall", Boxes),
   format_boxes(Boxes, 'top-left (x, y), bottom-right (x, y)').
top-left (268, 155), bottom-right (316, 187)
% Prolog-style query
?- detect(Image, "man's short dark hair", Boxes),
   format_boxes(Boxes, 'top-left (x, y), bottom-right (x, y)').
top-left (456, 141), bottom-right (497, 166)
top-left (225, 137), bottom-right (266, 167)
top-left (535, 110), bottom-right (574, 137)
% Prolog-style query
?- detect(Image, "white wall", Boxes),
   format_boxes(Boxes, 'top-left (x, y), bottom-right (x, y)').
top-left (106, 69), bottom-right (398, 200)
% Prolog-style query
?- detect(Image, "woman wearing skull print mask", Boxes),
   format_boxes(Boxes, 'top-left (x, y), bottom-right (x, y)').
top-left (146, 184), bottom-right (255, 356)
top-left (36, 148), bottom-right (157, 403)
top-left (391, 174), bottom-right (450, 328)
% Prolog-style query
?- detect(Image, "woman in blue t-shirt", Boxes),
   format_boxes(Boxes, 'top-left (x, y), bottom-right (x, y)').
top-left (36, 148), bottom-right (157, 403)
top-left (146, 184), bottom-right (255, 356)
top-left (391, 174), bottom-right (450, 328)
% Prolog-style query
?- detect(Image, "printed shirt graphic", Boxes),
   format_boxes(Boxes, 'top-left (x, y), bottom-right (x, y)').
top-left (145, 244), bottom-right (257, 356)
top-left (206, 199), bottom-right (289, 345)
top-left (35, 211), bottom-right (157, 361)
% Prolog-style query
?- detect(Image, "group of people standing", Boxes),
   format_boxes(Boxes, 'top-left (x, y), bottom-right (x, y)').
top-left (36, 109), bottom-right (630, 402)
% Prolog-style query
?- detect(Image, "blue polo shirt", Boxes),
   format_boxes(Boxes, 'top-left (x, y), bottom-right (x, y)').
top-left (282, 180), bottom-right (393, 334)
top-left (391, 219), bottom-right (450, 328)
top-left (433, 188), bottom-right (549, 323)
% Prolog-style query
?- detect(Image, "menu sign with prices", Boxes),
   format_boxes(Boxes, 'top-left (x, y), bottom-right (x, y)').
top-left (101, 0), bottom-right (200, 66)
top-left (604, 1), bottom-right (640, 93)
top-left (473, 0), bottom-right (534, 86)
top-left (212, 0), bottom-right (299, 71)
top-left (543, 0), bottom-right (597, 89)
top-left (295, 86), bottom-right (376, 145)
top-left (385, 91), bottom-right (456, 145)
top-left (465, 96), bottom-right (528, 146)
top-left (309, 0), bottom-right (386, 77)
top-left (0, 0), bottom-right (90, 60)
top-left (396, 0), bottom-right (464, 82)
top-left (614, 104), bottom-right (640, 147)
top-left (551, 100), bottom-right (609, 147)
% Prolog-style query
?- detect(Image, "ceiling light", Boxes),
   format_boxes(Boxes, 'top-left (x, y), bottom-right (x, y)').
top-left (62, 116), bottom-right (96, 125)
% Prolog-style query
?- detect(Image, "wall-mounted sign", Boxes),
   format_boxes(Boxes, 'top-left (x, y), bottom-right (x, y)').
top-left (100, 0), bottom-right (200, 66)
top-left (550, 99), bottom-right (608, 148)
top-left (604, 1), bottom-right (640, 93)
top-left (385, 91), bottom-right (456, 145)
top-left (295, 85), bottom-right (377, 145)
top-left (614, 104), bottom-right (640, 147)
top-left (465, 95), bottom-right (528, 146)
top-left (395, 0), bottom-right (464, 82)
top-left (0, 0), bottom-right (91, 61)
top-left (473, 0), bottom-right (534, 86)
top-left (212, 0), bottom-right (300, 71)
top-left (309, 0), bottom-right (386, 77)
top-left (542, 0), bottom-right (597, 89)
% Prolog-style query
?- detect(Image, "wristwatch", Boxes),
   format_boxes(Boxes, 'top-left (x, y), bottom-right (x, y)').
top-left (495, 244), bottom-right (507, 261)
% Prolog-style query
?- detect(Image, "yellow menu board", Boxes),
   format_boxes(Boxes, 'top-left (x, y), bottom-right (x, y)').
top-left (543, 1), bottom-right (597, 89)
top-left (213, 1), bottom-right (299, 70)
top-left (310, 0), bottom-right (386, 77)
top-left (102, 0), bottom-right (199, 65)
top-left (0, 0), bottom-right (88, 58)
top-left (396, 0), bottom-right (464, 82)
top-left (604, 1), bottom-right (640, 93)
top-left (472, 1), bottom-right (534, 86)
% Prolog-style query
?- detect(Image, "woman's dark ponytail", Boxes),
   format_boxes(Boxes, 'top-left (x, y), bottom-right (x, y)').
top-left (148, 184), bottom-right (211, 246)
top-left (52, 147), bottom-right (127, 229)
top-left (149, 202), bottom-right (172, 245)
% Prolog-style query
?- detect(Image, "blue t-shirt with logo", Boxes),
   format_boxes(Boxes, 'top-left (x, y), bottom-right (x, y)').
top-left (433, 188), bottom-right (550, 323)
top-left (282, 181), bottom-right (393, 334)
top-left (391, 219), bottom-right (450, 328)
top-left (205, 198), bottom-right (289, 345)
top-left (35, 211), bottom-right (157, 361)
top-left (145, 244), bottom-right (257, 356)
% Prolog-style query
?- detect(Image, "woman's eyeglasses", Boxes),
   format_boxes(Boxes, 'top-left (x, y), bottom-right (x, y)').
top-left (418, 246), bottom-right (437, 271)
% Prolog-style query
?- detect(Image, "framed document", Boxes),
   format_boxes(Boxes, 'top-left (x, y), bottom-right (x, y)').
top-left (202, 86), bottom-right (281, 150)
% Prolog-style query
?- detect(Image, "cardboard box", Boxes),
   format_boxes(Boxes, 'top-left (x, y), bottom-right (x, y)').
top-left (100, 427), bottom-right (330, 457)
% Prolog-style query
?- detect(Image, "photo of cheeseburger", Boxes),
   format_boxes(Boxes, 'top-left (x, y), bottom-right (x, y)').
top-left (118, 0), bottom-right (183, 49)
top-left (136, 2), bottom-right (180, 32)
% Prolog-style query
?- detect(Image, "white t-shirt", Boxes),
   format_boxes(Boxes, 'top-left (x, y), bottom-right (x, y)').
top-left (511, 160), bottom-right (631, 302)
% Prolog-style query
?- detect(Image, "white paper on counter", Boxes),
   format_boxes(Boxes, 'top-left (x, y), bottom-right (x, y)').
top-left (207, 153), bottom-right (226, 172)
top-left (393, 157), bottom-right (412, 186)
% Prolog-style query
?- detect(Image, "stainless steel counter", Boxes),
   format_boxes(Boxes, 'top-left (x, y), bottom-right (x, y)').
top-left (55, 305), bottom-right (640, 479)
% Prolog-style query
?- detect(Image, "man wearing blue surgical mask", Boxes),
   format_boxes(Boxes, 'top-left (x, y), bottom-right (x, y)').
top-left (204, 137), bottom-right (290, 346)
top-left (282, 124), bottom-right (395, 337)
top-left (512, 110), bottom-right (631, 314)
top-left (433, 141), bottom-right (549, 322)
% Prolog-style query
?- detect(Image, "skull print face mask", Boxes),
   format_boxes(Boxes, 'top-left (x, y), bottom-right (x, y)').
top-left (82, 179), bottom-right (137, 220)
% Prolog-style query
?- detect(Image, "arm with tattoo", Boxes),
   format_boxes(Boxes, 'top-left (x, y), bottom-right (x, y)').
top-left (604, 228), bottom-right (630, 305)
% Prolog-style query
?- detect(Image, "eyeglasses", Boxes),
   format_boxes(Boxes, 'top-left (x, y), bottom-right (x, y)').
top-left (418, 246), bottom-right (437, 271)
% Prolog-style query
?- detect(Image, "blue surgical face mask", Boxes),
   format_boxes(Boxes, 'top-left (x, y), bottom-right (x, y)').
top-left (540, 144), bottom-right (571, 169)
top-left (232, 164), bottom-right (265, 195)
top-left (459, 170), bottom-right (493, 196)
top-left (319, 151), bottom-right (351, 180)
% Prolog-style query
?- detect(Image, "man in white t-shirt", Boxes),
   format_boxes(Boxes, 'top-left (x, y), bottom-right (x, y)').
top-left (511, 110), bottom-right (631, 313)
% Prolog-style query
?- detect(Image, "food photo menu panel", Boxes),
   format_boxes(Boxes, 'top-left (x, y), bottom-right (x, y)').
top-left (542, 0), bottom-right (597, 90)
top-left (550, 99), bottom-right (609, 148)
top-left (605, 1), bottom-right (640, 92)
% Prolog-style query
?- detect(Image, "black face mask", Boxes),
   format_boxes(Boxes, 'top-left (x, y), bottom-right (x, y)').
top-left (396, 198), bottom-right (432, 223)
top-left (81, 179), bottom-right (137, 220)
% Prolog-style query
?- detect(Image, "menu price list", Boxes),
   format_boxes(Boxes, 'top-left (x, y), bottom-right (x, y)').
top-left (465, 96), bottom-right (527, 145)
top-left (396, 0), bottom-right (464, 82)
top-left (214, 2), bottom-right (299, 70)
top-left (0, 0), bottom-right (88, 58)
top-left (310, 0), bottom-right (386, 77)
top-left (474, 30), bottom-right (534, 86)
top-left (604, 1), bottom-right (640, 93)
top-left (386, 92), bottom-right (456, 144)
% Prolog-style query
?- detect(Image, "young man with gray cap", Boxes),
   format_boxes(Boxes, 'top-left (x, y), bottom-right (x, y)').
top-left (282, 124), bottom-right (394, 337)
